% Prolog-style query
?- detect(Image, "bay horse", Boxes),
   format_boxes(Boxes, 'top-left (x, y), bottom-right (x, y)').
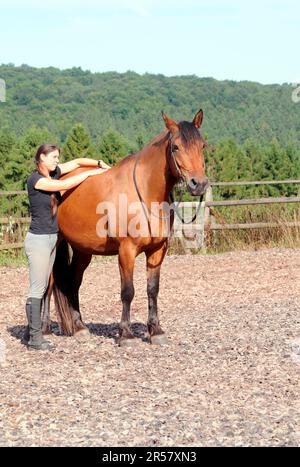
top-left (50, 110), bottom-right (209, 346)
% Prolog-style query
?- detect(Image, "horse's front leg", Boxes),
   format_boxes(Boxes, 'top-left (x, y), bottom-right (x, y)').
top-left (146, 242), bottom-right (168, 345)
top-left (118, 240), bottom-right (137, 347)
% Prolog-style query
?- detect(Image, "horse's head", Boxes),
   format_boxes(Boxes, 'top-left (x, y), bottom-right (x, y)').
top-left (162, 109), bottom-right (209, 196)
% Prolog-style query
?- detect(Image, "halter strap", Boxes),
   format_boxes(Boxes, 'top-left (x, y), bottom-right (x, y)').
top-left (133, 131), bottom-right (203, 225)
top-left (168, 131), bottom-right (204, 223)
top-left (168, 131), bottom-right (184, 180)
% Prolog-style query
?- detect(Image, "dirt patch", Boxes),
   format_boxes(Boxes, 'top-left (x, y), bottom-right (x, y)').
top-left (0, 248), bottom-right (300, 446)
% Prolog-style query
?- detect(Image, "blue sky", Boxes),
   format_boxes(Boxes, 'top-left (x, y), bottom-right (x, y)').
top-left (1, 0), bottom-right (299, 84)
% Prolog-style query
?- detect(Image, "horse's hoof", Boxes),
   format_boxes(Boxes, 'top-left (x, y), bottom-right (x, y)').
top-left (118, 337), bottom-right (137, 348)
top-left (150, 334), bottom-right (168, 345)
top-left (74, 328), bottom-right (90, 339)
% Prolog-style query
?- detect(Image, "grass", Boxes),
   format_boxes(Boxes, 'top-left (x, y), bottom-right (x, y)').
top-left (205, 204), bottom-right (300, 254)
top-left (0, 249), bottom-right (27, 267)
top-left (168, 204), bottom-right (300, 255)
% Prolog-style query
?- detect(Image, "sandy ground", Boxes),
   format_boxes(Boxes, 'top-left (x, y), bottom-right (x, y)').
top-left (0, 248), bottom-right (300, 446)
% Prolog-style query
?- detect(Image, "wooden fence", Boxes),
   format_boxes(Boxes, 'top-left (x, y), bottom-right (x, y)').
top-left (0, 190), bottom-right (28, 250)
top-left (171, 179), bottom-right (300, 251)
top-left (1, 180), bottom-right (300, 251)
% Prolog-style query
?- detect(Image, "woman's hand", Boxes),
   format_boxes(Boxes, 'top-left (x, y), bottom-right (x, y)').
top-left (98, 160), bottom-right (111, 170)
top-left (87, 168), bottom-right (107, 176)
top-left (59, 158), bottom-right (111, 176)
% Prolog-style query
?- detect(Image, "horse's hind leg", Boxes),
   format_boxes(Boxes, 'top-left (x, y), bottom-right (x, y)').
top-left (42, 234), bottom-right (63, 335)
top-left (41, 272), bottom-right (54, 335)
top-left (69, 249), bottom-right (92, 335)
top-left (118, 240), bottom-right (137, 347)
top-left (146, 242), bottom-right (168, 345)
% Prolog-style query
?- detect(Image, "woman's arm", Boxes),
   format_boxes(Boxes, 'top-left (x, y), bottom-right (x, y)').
top-left (58, 158), bottom-right (110, 175)
top-left (34, 168), bottom-right (105, 192)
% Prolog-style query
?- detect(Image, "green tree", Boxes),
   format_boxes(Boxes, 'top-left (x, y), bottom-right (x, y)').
top-left (4, 126), bottom-right (55, 190)
top-left (2, 126), bottom-right (55, 215)
top-left (0, 129), bottom-right (17, 189)
top-left (62, 123), bottom-right (95, 161)
top-left (97, 129), bottom-right (134, 165)
top-left (208, 139), bottom-right (250, 199)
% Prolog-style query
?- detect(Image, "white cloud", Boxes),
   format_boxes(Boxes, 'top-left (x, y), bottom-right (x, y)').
top-left (3, 0), bottom-right (298, 19)
top-left (0, 0), bottom-right (201, 11)
top-left (1, 0), bottom-right (298, 6)
top-left (0, 0), bottom-right (150, 18)
top-left (0, 0), bottom-right (210, 19)
top-left (1, 0), bottom-right (152, 7)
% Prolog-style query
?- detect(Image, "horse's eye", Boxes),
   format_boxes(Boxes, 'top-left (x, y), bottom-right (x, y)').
top-left (172, 144), bottom-right (179, 152)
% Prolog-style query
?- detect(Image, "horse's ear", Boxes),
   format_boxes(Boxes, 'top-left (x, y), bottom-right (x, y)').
top-left (161, 111), bottom-right (179, 134)
top-left (193, 109), bottom-right (204, 128)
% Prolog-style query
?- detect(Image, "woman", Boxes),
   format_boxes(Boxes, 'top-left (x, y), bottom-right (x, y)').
top-left (24, 143), bottom-right (110, 351)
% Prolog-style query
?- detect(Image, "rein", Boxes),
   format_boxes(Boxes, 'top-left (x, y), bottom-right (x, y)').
top-left (168, 132), bottom-right (204, 224)
top-left (133, 132), bottom-right (203, 224)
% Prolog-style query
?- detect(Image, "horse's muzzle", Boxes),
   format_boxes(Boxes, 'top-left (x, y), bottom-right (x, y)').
top-left (187, 176), bottom-right (209, 196)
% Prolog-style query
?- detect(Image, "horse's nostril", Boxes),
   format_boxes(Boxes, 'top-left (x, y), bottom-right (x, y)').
top-left (190, 178), bottom-right (198, 188)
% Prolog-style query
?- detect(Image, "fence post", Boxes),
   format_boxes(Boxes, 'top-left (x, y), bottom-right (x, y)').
top-left (201, 185), bottom-right (213, 253)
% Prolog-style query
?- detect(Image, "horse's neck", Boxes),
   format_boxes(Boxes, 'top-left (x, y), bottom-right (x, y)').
top-left (138, 131), bottom-right (175, 201)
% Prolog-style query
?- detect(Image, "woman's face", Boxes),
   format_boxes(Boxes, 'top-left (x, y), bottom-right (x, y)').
top-left (41, 149), bottom-right (60, 172)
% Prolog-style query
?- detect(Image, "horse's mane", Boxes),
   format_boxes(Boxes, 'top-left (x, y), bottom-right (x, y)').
top-left (178, 121), bottom-right (202, 147)
top-left (152, 122), bottom-right (202, 149)
top-left (114, 152), bottom-right (136, 168)
top-left (114, 121), bottom-right (203, 168)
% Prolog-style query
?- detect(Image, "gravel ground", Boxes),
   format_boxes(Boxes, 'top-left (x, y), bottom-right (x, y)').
top-left (0, 247), bottom-right (300, 447)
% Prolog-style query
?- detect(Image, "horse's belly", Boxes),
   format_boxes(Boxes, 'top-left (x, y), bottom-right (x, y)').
top-left (61, 229), bottom-right (119, 255)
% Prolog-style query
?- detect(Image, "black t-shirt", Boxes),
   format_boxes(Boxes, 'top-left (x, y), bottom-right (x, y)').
top-left (27, 167), bottom-right (62, 234)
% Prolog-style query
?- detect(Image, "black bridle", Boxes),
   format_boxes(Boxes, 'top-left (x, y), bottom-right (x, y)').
top-left (133, 131), bottom-right (204, 224)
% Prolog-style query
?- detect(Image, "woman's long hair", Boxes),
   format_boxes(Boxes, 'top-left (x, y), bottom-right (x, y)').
top-left (34, 144), bottom-right (61, 218)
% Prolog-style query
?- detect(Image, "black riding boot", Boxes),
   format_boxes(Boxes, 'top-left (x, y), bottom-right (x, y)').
top-left (22, 312), bottom-right (52, 345)
top-left (25, 298), bottom-right (55, 351)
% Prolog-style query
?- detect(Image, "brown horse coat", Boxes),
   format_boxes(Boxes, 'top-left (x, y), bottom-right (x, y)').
top-left (51, 111), bottom-right (208, 345)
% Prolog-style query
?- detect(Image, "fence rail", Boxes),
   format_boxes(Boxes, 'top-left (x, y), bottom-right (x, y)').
top-left (0, 191), bottom-right (27, 196)
top-left (0, 217), bottom-right (31, 224)
top-left (209, 222), bottom-right (300, 231)
top-left (0, 242), bottom-right (24, 251)
top-left (0, 178), bottom-right (299, 196)
top-left (210, 179), bottom-right (300, 187)
top-left (173, 179), bottom-right (300, 250)
top-left (206, 196), bottom-right (300, 207)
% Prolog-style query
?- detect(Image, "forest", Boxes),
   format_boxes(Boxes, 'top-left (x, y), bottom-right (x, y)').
top-left (0, 64), bottom-right (299, 212)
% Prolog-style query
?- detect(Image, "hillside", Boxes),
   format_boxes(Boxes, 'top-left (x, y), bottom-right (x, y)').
top-left (0, 65), bottom-right (299, 208)
top-left (0, 64), bottom-right (299, 146)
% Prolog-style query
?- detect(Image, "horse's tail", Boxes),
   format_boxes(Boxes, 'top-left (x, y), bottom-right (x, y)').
top-left (53, 238), bottom-right (76, 335)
